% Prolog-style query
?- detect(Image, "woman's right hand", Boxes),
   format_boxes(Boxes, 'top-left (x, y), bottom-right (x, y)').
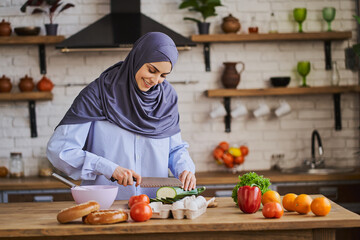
top-left (111, 166), bottom-right (142, 187)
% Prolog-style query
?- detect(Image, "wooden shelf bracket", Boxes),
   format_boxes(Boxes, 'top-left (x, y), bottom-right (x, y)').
top-left (333, 93), bottom-right (342, 131)
top-left (224, 97), bottom-right (231, 132)
top-left (324, 40), bottom-right (332, 70)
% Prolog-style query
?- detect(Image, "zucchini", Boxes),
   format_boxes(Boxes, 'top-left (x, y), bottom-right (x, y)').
top-left (156, 186), bottom-right (206, 199)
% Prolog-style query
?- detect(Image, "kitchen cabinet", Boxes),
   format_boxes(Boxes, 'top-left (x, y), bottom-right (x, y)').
top-left (1, 197), bottom-right (360, 239)
top-left (0, 36), bottom-right (63, 137)
top-left (191, 31), bottom-right (352, 71)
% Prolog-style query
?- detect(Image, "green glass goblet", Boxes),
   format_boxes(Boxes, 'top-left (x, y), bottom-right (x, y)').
top-left (322, 7), bottom-right (336, 32)
top-left (293, 8), bottom-right (307, 33)
top-left (297, 61), bottom-right (311, 87)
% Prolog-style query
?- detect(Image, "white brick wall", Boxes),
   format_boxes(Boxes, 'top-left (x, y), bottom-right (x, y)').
top-left (0, 0), bottom-right (359, 175)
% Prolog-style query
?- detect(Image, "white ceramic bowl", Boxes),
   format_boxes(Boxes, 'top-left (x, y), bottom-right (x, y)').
top-left (71, 185), bottom-right (118, 209)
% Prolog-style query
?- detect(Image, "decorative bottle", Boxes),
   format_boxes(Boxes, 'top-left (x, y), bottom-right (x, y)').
top-left (269, 12), bottom-right (278, 33)
top-left (248, 16), bottom-right (259, 34)
top-left (331, 61), bottom-right (340, 86)
top-left (9, 152), bottom-right (24, 178)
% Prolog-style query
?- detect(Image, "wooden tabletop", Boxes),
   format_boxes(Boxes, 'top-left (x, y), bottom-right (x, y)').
top-left (1, 169), bottom-right (359, 191)
top-left (0, 196), bottom-right (360, 239)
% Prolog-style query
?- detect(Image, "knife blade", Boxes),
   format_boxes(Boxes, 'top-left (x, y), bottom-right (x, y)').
top-left (110, 176), bottom-right (182, 188)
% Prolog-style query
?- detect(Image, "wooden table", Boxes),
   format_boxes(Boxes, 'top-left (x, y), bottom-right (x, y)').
top-left (1, 196), bottom-right (360, 240)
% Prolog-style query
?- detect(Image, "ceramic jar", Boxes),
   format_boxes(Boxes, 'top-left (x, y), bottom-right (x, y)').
top-left (0, 19), bottom-right (12, 37)
top-left (221, 62), bottom-right (245, 89)
top-left (18, 75), bottom-right (35, 92)
top-left (0, 75), bottom-right (12, 93)
top-left (36, 75), bottom-right (54, 92)
top-left (221, 14), bottom-right (241, 34)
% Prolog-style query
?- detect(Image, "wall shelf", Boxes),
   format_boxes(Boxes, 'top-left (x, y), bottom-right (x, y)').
top-left (0, 92), bottom-right (53, 138)
top-left (191, 31), bottom-right (352, 71)
top-left (0, 36), bottom-right (65, 74)
top-left (206, 85), bottom-right (359, 133)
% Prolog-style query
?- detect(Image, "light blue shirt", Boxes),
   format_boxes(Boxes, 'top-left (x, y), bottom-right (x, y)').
top-left (46, 120), bottom-right (195, 200)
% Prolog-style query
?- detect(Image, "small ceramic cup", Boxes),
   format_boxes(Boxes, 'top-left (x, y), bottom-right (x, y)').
top-left (275, 100), bottom-right (291, 117)
top-left (253, 103), bottom-right (270, 118)
top-left (231, 103), bottom-right (248, 118)
top-left (210, 105), bottom-right (227, 118)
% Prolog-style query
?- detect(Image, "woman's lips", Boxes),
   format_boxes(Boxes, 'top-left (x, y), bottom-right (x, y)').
top-left (143, 78), bottom-right (153, 88)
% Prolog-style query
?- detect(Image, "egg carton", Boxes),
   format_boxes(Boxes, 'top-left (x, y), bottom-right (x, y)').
top-left (149, 197), bottom-right (215, 220)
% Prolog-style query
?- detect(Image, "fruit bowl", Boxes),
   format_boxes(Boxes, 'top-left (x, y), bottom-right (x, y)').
top-left (71, 185), bottom-right (118, 209)
top-left (213, 141), bottom-right (249, 169)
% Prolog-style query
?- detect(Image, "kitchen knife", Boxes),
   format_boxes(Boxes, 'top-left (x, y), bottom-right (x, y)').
top-left (110, 176), bottom-right (182, 188)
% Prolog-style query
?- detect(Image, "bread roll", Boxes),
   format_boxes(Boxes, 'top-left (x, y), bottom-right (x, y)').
top-left (57, 200), bottom-right (100, 224)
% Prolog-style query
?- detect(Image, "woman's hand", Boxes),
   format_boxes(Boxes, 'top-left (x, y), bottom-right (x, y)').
top-left (179, 170), bottom-right (196, 191)
top-left (111, 166), bottom-right (142, 187)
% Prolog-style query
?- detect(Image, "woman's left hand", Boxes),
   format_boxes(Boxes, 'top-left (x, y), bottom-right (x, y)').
top-left (179, 170), bottom-right (196, 191)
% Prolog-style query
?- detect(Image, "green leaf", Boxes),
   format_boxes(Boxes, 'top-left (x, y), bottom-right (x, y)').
top-left (179, 0), bottom-right (199, 9)
top-left (354, 15), bottom-right (360, 25)
top-left (353, 43), bottom-right (360, 56)
top-left (183, 17), bottom-right (201, 23)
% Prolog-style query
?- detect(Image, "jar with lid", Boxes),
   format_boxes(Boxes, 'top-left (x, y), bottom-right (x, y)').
top-left (268, 12), bottom-right (278, 33)
top-left (9, 152), bottom-right (24, 178)
top-left (248, 16), bottom-right (259, 34)
top-left (331, 61), bottom-right (340, 86)
top-left (38, 158), bottom-right (53, 177)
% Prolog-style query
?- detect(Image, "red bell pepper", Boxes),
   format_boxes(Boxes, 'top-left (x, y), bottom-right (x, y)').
top-left (237, 185), bottom-right (262, 214)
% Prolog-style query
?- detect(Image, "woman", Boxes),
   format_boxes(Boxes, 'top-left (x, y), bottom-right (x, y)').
top-left (47, 32), bottom-right (196, 200)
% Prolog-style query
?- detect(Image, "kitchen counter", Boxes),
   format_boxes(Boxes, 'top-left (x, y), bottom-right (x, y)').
top-left (1, 169), bottom-right (360, 190)
top-left (1, 196), bottom-right (359, 240)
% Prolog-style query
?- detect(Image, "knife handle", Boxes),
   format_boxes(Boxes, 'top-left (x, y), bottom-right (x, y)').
top-left (110, 176), bottom-right (137, 182)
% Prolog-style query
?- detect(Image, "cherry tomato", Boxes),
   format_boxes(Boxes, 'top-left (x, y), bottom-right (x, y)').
top-left (128, 194), bottom-right (150, 208)
top-left (222, 152), bottom-right (234, 168)
top-left (218, 141), bottom-right (229, 151)
top-left (234, 155), bottom-right (244, 165)
top-left (213, 147), bottom-right (224, 160)
top-left (130, 202), bottom-right (152, 222)
top-left (262, 202), bottom-right (284, 218)
top-left (240, 145), bottom-right (249, 156)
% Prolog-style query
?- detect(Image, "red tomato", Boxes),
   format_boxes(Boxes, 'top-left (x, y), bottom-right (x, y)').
top-left (128, 194), bottom-right (150, 208)
top-left (213, 147), bottom-right (224, 160)
top-left (222, 152), bottom-right (234, 168)
top-left (262, 202), bottom-right (284, 218)
top-left (240, 145), bottom-right (249, 156)
top-left (130, 202), bottom-right (152, 222)
top-left (234, 155), bottom-right (244, 165)
top-left (218, 141), bottom-right (229, 151)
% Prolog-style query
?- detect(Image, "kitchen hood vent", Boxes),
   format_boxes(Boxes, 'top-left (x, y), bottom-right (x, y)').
top-left (56, 0), bottom-right (196, 52)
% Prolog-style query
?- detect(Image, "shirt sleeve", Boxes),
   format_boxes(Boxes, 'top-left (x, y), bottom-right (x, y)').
top-left (46, 123), bottom-right (119, 181)
top-left (168, 132), bottom-right (195, 179)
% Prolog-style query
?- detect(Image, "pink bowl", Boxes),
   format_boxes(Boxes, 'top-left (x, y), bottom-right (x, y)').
top-left (71, 185), bottom-right (118, 209)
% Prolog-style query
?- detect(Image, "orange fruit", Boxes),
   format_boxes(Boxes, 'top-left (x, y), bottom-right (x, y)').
top-left (282, 193), bottom-right (298, 212)
top-left (234, 155), bottom-right (244, 165)
top-left (294, 194), bottom-right (312, 214)
top-left (213, 147), bottom-right (224, 160)
top-left (311, 197), bottom-right (331, 216)
top-left (261, 190), bottom-right (281, 206)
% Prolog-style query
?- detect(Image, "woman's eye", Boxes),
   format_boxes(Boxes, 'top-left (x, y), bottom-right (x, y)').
top-left (148, 68), bottom-right (156, 74)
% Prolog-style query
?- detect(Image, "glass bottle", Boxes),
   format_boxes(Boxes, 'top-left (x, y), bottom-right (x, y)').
top-left (331, 61), bottom-right (340, 86)
top-left (268, 12), bottom-right (278, 33)
top-left (9, 152), bottom-right (24, 178)
top-left (248, 16), bottom-right (259, 34)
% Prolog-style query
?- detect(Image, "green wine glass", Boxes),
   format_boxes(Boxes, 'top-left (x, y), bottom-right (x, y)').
top-left (293, 8), bottom-right (307, 33)
top-left (322, 7), bottom-right (336, 32)
top-left (297, 61), bottom-right (311, 87)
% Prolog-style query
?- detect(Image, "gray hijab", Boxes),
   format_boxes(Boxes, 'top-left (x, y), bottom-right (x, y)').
top-left (58, 32), bottom-right (180, 138)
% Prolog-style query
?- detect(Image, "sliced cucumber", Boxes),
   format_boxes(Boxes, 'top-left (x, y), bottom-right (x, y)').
top-left (156, 186), bottom-right (206, 200)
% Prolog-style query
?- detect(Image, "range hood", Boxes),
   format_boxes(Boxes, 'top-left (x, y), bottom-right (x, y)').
top-left (56, 0), bottom-right (195, 52)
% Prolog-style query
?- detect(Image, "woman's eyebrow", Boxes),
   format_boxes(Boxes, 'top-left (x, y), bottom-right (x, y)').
top-left (148, 63), bottom-right (170, 74)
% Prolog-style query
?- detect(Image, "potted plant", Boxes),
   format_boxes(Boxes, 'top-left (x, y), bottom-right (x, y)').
top-left (179, 0), bottom-right (223, 34)
top-left (20, 0), bottom-right (75, 36)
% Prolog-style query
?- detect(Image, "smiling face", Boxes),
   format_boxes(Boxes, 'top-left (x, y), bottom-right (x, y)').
top-left (135, 61), bottom-right (172, 92)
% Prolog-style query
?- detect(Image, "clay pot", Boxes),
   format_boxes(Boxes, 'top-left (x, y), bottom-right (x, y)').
top-left (18, 75), bottom-right (35, 92)
top-left (221, 62), bottom-right (245, 89)
top-left (0, 75), bottom-right (12, 93)
top-left (221, 14), bottom-right (241, 34)
top-left (36, 75), bottom-right (54, 92)
top-left (0, 19), bottom-right (12, 37)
